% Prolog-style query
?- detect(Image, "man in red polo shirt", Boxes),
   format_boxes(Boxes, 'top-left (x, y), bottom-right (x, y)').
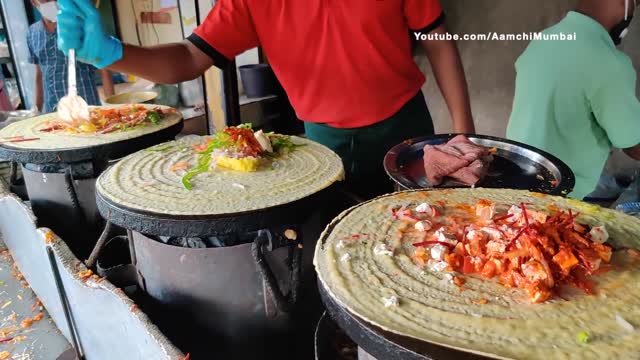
top-left (58, 0), bottom-right (474, 199)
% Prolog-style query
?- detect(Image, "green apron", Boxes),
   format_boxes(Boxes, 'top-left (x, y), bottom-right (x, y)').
top-left (304, 91), bottom-right (434, 200)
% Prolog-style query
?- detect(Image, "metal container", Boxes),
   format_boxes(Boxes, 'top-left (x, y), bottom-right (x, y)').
top-left (104, 91), bottom-right (157, 105)
top-left (130, 229), bottom-right (302, 358)
top-left (0, 120), bottom-right (184, 258)
top-left (384, 134), bottom-right (575, 196)
top-left (22, 162), bottom-right (104, 258)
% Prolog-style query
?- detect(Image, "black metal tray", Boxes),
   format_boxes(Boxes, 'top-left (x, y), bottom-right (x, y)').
top-left (0, 121), bottom-right (184, 164)
top-left (384, 134), bottom-right (574, 196)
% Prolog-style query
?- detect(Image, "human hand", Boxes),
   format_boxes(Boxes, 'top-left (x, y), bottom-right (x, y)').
top-left (57, 0), bottom-right (123, 69)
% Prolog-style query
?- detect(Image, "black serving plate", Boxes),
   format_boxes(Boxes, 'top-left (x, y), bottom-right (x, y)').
top-left (384, 134), bottom-right (574, 196)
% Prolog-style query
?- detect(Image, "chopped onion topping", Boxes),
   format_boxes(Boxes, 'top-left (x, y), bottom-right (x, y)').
top-left (382, 296), bottom-right (399, 308)
top-left (589, 226), bottom-right (609, 244)
top-left (415, 203), bottom-right (431, 213)
top-left (442, 273), bottom-right (454, 284)
top-left (430, 244), bottom-right (449, 261)
top-left (429, 260), bottom-right (449, 272)
top-left (373, 243), bottom-right (394, 256)
top-left (340, 253), bottom-right (351, 262)
top-left (414, 220), bottom-right (432, 232)
top-left (616, 315), bottom-right (635, 332)
top-left (232, 183), bottom-right (246, 190)
top-left (435, 228), bottom-right (458, 246)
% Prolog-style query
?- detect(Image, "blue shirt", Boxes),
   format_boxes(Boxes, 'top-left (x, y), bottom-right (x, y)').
top-left (26, 22), bottom-right (101, 113)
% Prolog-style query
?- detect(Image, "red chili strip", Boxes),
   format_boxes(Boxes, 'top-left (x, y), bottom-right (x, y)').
top-left (413, 240), bottom-right (455, 249)
top-left (493, 213), bottom-right (514, 222)
top-left (520, 202), bottom-right (529, 226)
top-left (0, 137), bottom-right (40, 143)
top-left (0, 337), bottom-right (14, 343)
top-left (507, 226), bottom-right (528, 250)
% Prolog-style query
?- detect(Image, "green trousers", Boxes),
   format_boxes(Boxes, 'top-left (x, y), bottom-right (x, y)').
top-left (304, 91), bottom-right (434, 200)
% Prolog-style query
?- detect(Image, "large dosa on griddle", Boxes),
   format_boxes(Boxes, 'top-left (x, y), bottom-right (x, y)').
top-left (314, 188), bottom-right (640, 360)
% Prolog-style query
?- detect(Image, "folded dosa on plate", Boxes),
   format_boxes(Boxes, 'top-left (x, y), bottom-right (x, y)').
top-left (314, 188), bottom-right (640, 360)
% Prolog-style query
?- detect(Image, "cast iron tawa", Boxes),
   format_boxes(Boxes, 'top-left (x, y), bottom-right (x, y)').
top-left (96, 183), bottom-right (341, 238)
top-left (319, 284), bottom-right (488, 360)
top-left (316, 194), bottom-right (490, 360)
top-left (0, 121), bottom-right (184, 164)
top-left (384, 134), bottom-right (574, 196)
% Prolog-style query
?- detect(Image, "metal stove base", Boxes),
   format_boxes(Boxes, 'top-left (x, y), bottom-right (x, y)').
top-left (21, 163), bottom-right (104, 258)
top-left (359, 347), bottom-right (378, 360)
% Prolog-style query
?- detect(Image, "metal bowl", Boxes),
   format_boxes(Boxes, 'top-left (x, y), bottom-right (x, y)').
top-left (384, 134), bottom-right (575, 196)
top-left (104, 91), bottom-right (157, 105)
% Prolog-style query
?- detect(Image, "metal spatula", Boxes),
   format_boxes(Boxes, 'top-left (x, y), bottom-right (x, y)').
top-left (57, 49), bottom-right (90, 124)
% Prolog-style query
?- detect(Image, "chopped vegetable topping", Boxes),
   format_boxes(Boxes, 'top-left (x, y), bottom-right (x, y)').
top-left (39, 105), bottom-right (175, 134)
top-left (399, 200), bottom-right (615, 303)
top-left (373, 244), bottom-right (394, 256)
top-left (577, 331), bottom-right (590, 344)
top-left (180, 124), bottom-right (303, 190)
top-left (146, 145), bottom-right (174, 152)
top-left (383, 296), bottom-right (399, 308)
top-left (615, 315), bottom-right (635, 332)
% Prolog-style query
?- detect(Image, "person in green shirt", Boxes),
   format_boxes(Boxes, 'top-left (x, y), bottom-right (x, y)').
top-left (507, 0), bottom-right (640, 200)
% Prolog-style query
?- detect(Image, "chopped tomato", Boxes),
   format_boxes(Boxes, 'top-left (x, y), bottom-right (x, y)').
top-left (592, 243), bottom-right (612, 262)
top-left (192, 143), bottom-right (209, 152)
top-left (462, 257), bottom-right (476, 274)
top-left (472, 256), bottom-right (486, 272)
top-left (453, 242), bottom-right (466, 256)
top-left (499, 271), bottom-right (515, 287)
top-left (552, 248), bottom-right (579, 273)
top-left (466, 236), bottom-right (486, 257)
top-left (480, 260), bottom-right (497, 278)
top-left (524, 283), bottom-right (552, 303)
top-left (511, 271), bottom-right (528, 288)
top-left (453, 276), bottom-right (466, 287)
top-left (169, 161), bottom-right (190, 172)
top-left (444, 253), bottom-right (462, 271)
top-left (413, 247), bottom-right (429, 267)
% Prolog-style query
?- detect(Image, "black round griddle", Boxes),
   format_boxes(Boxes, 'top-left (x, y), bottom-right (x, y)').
top-left (96, 183), bottom-right (341, 237)
top-left (319, 285), bottom-right (489, 360)
top-left (316, 191), bottom-right (492, 360)
top-left (0, 120), bottom-right (184, 164)
top-left (384, 134), bottom-right (574, 196)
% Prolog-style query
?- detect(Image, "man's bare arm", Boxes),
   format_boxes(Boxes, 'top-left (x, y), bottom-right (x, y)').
top-left (100, 70), bottom-right (115, 98)
top-left (623, 144), bottom-right (640, 161)
top-left (421, 25), bottom-right (475, 133)
top-left (34, 65), bottom-right (43, 112)
top-left (106, 41), bottom-right (222, 85)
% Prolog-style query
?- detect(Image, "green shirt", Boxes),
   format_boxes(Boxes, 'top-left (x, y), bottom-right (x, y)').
top-left (507, 11), bottom-right (640, 199)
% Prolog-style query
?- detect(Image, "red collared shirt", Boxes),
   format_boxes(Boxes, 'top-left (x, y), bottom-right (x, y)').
top-left (189, 0), bottom-right (444, 128)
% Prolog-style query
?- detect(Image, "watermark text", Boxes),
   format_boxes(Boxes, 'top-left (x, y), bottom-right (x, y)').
top-left (413, 32), bottom-right (577, 41)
